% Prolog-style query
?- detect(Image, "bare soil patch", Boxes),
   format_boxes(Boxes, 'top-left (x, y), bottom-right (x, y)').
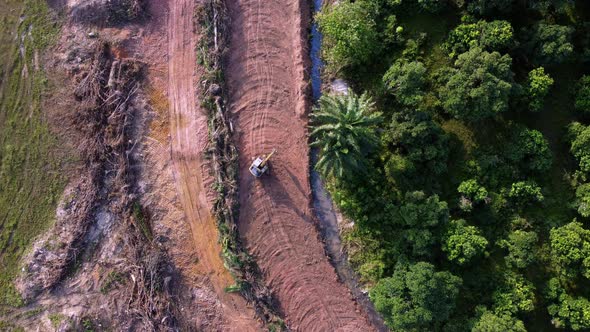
top-left (226, 0), bottom-right (374, 330)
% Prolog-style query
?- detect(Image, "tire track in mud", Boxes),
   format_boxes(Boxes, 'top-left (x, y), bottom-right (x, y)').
top-left (166, 0), bottom-right (259, 330)
top-left (226, 0), bottom-right (375, 330)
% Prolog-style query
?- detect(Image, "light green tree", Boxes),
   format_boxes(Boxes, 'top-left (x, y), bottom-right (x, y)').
top-left (526, 67), bottom-right (554, 112)
top-left (443, 219), bottom-right (488, 265)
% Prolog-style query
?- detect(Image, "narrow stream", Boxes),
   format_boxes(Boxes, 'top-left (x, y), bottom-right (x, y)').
top-left (309, 1), bottom-right (388, 330)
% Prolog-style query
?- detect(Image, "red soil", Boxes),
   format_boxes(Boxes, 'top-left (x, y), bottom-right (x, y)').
top-left (165, 0), bottom-right (260, 330)
top-left (226, 0), bottom-right (374, 330)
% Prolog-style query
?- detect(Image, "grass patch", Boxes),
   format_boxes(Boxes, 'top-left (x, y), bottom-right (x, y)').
top-left (48, 313), bottom-right (65, 328)
top-left (0, 0), bottom-right (65, 307)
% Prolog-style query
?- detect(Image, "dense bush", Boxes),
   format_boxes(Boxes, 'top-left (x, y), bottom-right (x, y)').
top-left (439, 47), bottom-right (514, 121)
top-left (492, 272), bottom-right (536, 315)
top-left (527, 23), bottom-right (574, 64)
top-left (575, 75), bottom-right (590, 115)
top-left (395, 191), bottom-right (449, 257)
top-left (466, 0), bottom-right (513, 15)
top-left (506, 127), bottom-right (553, 173)
top-left (316, 2), bottom-right (380, 70)
top-left (314, 1), bottom-right (589, 329)
top-left (445, 19), bottom-right (513, 57)
top-left (568, 122), bottom-right (590, 175)
top-left (370, 262), bottom-right (462, 330)
top-left (574, 183), bottom-right (590, 217)
top-left (549, 221), bottom-right (590, 280)
top-left (498, 230), bottom-right (538, 269)
top-left (383, 60), bottom-right (427, 106)
top-left (381, 111), bottom-right (449, 186)
top-left (472, 310), bottom-right (526, 332)
top-left (546, 278), bottom-right (590, 330)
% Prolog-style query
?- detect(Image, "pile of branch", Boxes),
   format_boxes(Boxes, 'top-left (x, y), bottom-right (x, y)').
top-left (198, 0), bottom-right (284, 328)
top-left (18, 41), bottom-right (180, 330)
top-left (71, 0), bottom-right (147, 26)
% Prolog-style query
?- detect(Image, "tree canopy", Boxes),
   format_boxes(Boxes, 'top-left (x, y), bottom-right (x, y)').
top-left (383, 60), bottom-right (427, 106)
top-left (443, 219), bottom-right (488, 265)
top-left (472, 310), bottom-right (526, 332)
top-left (498, 230), bottom-right (538, 269)
top-left (549, 221), bottom-right (590, 280)
top-left (439, 47), bottom-right (514, 121)
top-left (381, 111), bottom-right (449, 187)
top-left (527, 23), bottom-right (574, 64)
top-left (526, 67), bottom-right (554, 112)
top-left (395, 191), bottom-right (449, 257)
top-left (370, 262), bottom-right (462, 330)
top-left (316, 2), bottom-right (380, 69)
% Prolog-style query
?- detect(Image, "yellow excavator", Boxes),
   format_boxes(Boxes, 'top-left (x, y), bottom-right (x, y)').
top-left (249, 149), bottom-right (276, 178)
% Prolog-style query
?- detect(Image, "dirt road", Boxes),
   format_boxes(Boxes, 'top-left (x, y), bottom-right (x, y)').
top-left (167, 0), bottom-right (259, 330)
top-left (226, 0), bottom-right (374, 330)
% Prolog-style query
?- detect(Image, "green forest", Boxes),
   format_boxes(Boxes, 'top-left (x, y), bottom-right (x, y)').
top-left (314, 0), bottom-right (590, 330)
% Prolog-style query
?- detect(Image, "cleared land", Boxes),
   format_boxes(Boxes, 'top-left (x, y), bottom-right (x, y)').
top-left (226, 0), bottom-right (373, 330)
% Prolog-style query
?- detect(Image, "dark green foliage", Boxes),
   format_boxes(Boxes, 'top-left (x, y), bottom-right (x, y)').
top-left (310, 91), bottom-right (382, 179)
top-left (443, 219), bottom-right (488, 265)
top-left (383, 15), bottom-right (404, 45)
top-left (381, 111), bottom-right (449, 187)
top-left (382, 60), bottom-right (427, 106)
top-left (546, 278), bottom-right (590, 331)
top-left (574, 75), bottom-right (590, 115)
top-left (417, 0), bottom-right (445, 13)
top-left (529, 0), bottom-right (575, 15)
top-left (439, 47), bottom-right (514, 121)
top-left (471, 310), bottom-right (526, 332)
top-left (527, 23), bottom-right (574, 65)
top-left (316, 1), bottom-right (380, 70)
top-left (574, 183), bottom-right (590, 218)
top-left (568, 122), bottom-right (590, 175)
top-left (314, 1), bottom-right (588, 330)
top-left (505, 127), bottom-right (552, 173)
top-left (395, 191), bottom-right (449, 257)
top-left (492, 272), bottom-right (536, 315)
top-left (370, 262), bottom-right (462, 331)
top-left (526, 67), bottom-right (554, 112)
top-left (466, 0), bottom-right (513, 15)
top-left (498, 230), bottom-right (538, 269)
top-left (445, 19), bottom-right (513, 57)
top-left (508, 181), bottom-right (544, 205)
top-left (549, 221), bottom-right (590, 280)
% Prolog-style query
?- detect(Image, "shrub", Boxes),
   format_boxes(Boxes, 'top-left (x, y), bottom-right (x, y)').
top-left (317, 2), bottom-right (380, 70)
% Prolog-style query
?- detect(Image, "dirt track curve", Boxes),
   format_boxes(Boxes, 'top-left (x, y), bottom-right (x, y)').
top-left (226, 0), bottom-right (374, 330)
top-left (167, 0), bottom-right (259, 330)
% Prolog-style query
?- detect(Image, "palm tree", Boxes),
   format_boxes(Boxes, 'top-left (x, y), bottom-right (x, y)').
top-left (310, 90), bottom-right (382, 179)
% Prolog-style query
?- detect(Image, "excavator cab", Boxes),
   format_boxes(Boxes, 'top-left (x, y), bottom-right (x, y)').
top-left (249, 149), bottom-right (276, 178)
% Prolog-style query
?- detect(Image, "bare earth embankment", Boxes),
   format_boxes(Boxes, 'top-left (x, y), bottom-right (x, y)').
top-left (226, 0), bottom-right (374, 330)
top-left (166, 0), bottom-right (260, 330)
